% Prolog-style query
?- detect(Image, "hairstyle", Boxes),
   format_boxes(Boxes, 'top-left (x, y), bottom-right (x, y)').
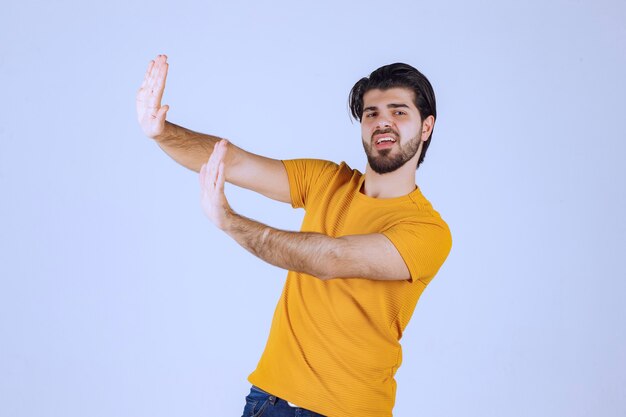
top-left (348, 63), bottom-right (437, 169)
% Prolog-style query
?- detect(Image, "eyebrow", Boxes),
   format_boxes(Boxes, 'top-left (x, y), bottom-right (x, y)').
top-left (363, 103), bottom-right (411, 113)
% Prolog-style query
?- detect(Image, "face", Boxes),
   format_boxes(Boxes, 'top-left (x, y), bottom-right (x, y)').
top-left (361, 87), bottom-right (425, 174)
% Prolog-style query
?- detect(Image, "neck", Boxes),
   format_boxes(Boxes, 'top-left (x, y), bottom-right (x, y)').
top-left (362, 161), bottom-right (417, 198)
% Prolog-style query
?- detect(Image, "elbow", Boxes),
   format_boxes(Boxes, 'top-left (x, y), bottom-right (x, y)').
top-left (314, 267), bottom-right (335, 281)
top-left (312, 239), bottom-right (346, 281)
top-left (314, 272), bottom-right (331, 281)
top-left (309, 256), bottom-right (334, 281)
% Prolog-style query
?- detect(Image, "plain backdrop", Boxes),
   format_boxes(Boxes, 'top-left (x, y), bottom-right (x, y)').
top-left (1, 1), bottom-right (625, 416)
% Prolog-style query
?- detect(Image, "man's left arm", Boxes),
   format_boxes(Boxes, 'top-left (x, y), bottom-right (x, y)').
top-left (227, 213), bottom-right (409, 281)
top-left (200, 140), bottom-right (410, 281)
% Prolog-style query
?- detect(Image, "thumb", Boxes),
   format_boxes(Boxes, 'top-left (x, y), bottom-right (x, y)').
top-left (156, 104), bottom-right (169, 121)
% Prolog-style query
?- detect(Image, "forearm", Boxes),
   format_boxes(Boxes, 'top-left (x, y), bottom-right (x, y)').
top-left (155, 122), bottom-right (223, 172)
top-left (223, 211), bottom-right (338, 280)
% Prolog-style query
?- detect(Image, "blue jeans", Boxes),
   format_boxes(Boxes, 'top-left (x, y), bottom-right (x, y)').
top-left (241, 385), bottom-right (326, 417)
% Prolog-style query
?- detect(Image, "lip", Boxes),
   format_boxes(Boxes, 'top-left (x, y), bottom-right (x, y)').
top-left (372, 128), bottom-right (398, 141)
top-left (374, 139), bottom-right (397, 151)
top-left (372, 134), bottom-right (397, 145)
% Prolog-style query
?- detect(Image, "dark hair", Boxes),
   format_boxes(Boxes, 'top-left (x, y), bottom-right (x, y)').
top-left (348, 63), bottom-right (437, 169)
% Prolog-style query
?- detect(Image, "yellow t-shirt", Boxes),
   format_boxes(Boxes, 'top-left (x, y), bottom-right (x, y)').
top-left (248, 159), bottom-right (452, 417)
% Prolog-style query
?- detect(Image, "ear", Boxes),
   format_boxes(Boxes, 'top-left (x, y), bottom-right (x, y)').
top-left (420, 115), bottom-right (435, 142)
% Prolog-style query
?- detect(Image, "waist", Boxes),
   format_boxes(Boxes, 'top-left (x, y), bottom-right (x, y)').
top-left (252, 386), bottom-right (300, 408)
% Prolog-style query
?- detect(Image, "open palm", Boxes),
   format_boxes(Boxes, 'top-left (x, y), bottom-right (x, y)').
top-left (136, 54), bottom-right (170, 138)
top-left (200, 140), bottom-right (233, 230)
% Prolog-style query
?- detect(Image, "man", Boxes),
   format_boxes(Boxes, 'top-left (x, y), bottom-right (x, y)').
top-left (136, 55), bottom-right (452, 417)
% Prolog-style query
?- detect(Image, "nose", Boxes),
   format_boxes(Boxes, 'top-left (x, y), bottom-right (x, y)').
top-left (375, 117), bottom-right (392, 129)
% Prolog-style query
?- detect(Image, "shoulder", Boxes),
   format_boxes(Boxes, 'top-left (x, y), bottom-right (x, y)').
top-left (281, 159), bottom-right (360, 208)
top-left (282, 159), bottom-right (359, 185)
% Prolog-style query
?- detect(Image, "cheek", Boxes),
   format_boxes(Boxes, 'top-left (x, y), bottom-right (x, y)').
top-left (398, 125), bottom-right (419, 140)
top-left (361, 124), bottom-right (372, 138)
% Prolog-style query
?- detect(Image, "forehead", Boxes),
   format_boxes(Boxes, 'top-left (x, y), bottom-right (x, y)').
top-left (363, 87), bottom-right (416, 108)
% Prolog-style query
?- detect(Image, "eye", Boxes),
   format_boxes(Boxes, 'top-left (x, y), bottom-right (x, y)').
top-left (364, 112), bottom-right (377, 118)
top-left (394, 110), bottom-right (406, 116)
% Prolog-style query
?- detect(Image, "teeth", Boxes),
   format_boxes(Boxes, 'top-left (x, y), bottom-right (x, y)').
top-left (376, 137), bottom-right (396, 144)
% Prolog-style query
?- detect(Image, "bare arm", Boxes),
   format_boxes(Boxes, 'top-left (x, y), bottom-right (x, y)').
top-left (136, 55), bottom-right (290, 203)
top-left (224, 214), bottom-right (410, 281)
top-left (200, 142), bottom-right (411, 281)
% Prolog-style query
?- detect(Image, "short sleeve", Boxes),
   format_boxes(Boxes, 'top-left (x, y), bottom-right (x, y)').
top-left (382, 217), bottom-right (452, 285)
top-left (281, 159), bottom-right (340, 209)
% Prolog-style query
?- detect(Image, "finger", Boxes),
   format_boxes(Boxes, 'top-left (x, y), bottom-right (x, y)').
top-left (154, 61), bottom-right (168, 104)
top-left (204, 158), bottom-right (215, 190)
top-left (213, 139), bottom-right (227, 163)
top-left (216, 161), bottom-right (226, 193)
top-left (209, 140), bottom-right (222, 165)
top-left (142, 59), bottom-right (159, 107)
top-left (148, 55), bottom-right (163, 97)
top-left (206, 150), bottom-right (219, 187)
top-left (199, 163), bottom-right (206, 188)
top-left (146, 56), bottom-right (159, 90)
top-left (140, 60), bottom-right (154, 90)
top-left (147, 55), bottom-right (165, 96)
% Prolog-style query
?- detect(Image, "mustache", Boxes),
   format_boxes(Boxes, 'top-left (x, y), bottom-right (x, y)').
top-left (371, 128), bottom-right (399, 140)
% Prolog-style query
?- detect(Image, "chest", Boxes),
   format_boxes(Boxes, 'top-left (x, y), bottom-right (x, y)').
top-left (300, 180), bottom-right (413, 237)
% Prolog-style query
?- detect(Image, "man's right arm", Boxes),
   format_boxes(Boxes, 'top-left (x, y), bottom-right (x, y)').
top-left (136, 54), bottom-right (291, 204)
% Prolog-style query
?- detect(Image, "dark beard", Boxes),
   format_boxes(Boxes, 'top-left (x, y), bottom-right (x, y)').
top-left (363, 135), bottom-right (421, 174)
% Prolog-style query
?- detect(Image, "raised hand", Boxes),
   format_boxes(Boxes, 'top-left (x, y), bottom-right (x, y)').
top-left (136, 54), bottom-right (170, 138)
top-left (200, 140), bottom-right (233, 230)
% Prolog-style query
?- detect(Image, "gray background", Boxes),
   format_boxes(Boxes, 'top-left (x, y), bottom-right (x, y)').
top-left (1, 0), bottom-right (625, 416)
